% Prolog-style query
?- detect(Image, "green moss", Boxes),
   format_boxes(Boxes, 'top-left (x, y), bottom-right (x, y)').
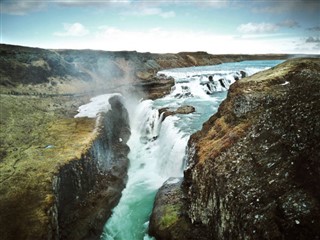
top-left (159, 205), bottom-right (181, 230)
top-left (0, 93), bottom-right (96, 239)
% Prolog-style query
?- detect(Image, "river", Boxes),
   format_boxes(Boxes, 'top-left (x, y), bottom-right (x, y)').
top-left (101, 60), bottom-right (284, 240)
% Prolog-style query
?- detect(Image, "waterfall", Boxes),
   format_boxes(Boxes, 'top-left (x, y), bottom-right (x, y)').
top-left (101, 99), bottom-right (187, 240)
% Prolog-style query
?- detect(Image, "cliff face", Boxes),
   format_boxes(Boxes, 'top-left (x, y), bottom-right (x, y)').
top-left (150, 58), bottom-right (320, 239)
top-left (52, 96), bottom-right (130, 240)
top-left (0, 95), bottom-right (130, 240)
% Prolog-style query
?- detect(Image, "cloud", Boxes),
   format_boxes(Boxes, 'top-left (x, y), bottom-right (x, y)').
top-left (295, 37), bottom-right (320, 53)
top-left (194, 0), bottom-right (230, 8)
top-left (237, 20), bottom-right (299, 35)
top-left (306, 37), bottom-right (320, 43)
top-left (122, 7), bottom-right (175, 18)
top-left (1, 0), bottom-right (131, 15)
top-left (277, 19), bottom-right (299, 28)
top-left (54, 23), bottom-right (89, 37)
top-left (308, 26), bottom-right (320, 32)
top-left (94, 26), bottom-right (234, 53)
top-left (89, 26), bottom-right (301, 54)
top-left (237, 22), bottom-right (279, 34)
top-left (56, 0), bottom-right (131, 7)
top-left (252, 0), bottom-right (319, 14)
top-left (1, 1), bottom-right (46, 15)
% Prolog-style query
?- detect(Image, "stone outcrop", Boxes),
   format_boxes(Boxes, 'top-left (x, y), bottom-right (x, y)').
top-left (159, 105), bottom-right (196, 120)
top-left (132, 76), bottom-right (175, 100)
top-left (149, 58), bottom-right (320, 240)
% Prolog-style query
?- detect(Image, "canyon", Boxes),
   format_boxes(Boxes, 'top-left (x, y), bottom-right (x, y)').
top-left (1, 44), bottom-right (319, 239)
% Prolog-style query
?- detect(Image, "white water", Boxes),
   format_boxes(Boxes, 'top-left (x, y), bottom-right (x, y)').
top-left (101, 60), bottom-right (284, 240)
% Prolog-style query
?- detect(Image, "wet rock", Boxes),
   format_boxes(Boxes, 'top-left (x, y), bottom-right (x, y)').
top-left (159, 105), bottom-right (196, 121)
top-left (176, 105), bottom-right (196, 114)
top-left (240, 70), bottom-right (247, 78)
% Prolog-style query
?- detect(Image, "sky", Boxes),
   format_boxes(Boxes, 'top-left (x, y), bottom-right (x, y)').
top-left (1, 0), bottom-right (319, 54)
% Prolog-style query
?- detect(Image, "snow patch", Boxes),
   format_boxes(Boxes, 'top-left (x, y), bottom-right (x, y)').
top-left (74, 93), bottom-right (121, 118)
top-left (281, 81), bottom-right (289, 86)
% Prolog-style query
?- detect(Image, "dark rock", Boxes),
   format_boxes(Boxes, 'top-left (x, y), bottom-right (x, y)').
top-left (240, 70), bottom-right (247, 78)
top-left (218, 78), bottom-right (226, 88)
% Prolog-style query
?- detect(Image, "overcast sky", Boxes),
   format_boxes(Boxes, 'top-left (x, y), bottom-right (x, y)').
top-left (1, 0), bottom-right (319, 54)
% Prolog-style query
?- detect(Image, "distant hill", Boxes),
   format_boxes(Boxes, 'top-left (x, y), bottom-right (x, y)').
top-left (0, 44), bottom-right (296, 94)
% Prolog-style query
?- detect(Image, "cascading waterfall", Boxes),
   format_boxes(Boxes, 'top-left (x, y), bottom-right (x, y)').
top-left (100, 60), bottom-right (284, 240)
top-left (101, 99), bottom-right (187, 240)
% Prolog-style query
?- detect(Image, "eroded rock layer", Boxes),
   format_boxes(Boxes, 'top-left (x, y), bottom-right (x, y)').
top-left (53, 96), bottom-right (130, 240)
top-left (150, 58), bottom-right (320, 240)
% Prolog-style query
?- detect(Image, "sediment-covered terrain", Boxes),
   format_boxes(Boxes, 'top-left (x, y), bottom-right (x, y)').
top-left (0, 43), bottom-right (310, 239)
top-left (149, 58), bottom-right (320, 240)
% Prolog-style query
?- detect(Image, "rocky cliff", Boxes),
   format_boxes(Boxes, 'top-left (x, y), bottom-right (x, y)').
top-left (0, 95), bottom-right (130, 240)
top-left (150, 58), bottom-right (320, 240)
top-left (53, 96), bottom-right (130, 240)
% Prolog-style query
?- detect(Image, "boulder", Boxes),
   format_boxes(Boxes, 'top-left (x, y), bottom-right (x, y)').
top-left (149, 178), bottom-right (194, 240)
top-left (176, 105), bottom-right (195, 114)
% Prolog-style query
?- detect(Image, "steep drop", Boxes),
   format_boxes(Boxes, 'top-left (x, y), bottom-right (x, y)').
top-left (102, 60), bottom-right (284, 240)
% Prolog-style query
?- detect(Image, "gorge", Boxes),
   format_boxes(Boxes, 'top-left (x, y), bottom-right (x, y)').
top-left (0, 44), bottom-right (319, 240)
top-left (102, 60), bottom-right (285, 239)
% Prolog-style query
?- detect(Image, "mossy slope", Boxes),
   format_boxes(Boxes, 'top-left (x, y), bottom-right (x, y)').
top-left (0, 94), bottom-right (96, 239)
